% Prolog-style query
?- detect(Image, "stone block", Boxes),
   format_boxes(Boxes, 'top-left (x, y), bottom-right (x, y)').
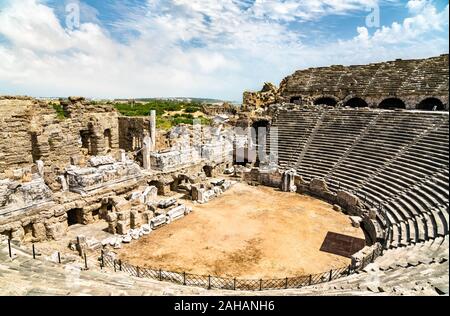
top-left (115, 201), bottom-right (131, 212)
top-left (309, 178), bottom-right (330, 195)
top-left (117, 211), bottom-right (130, 221)
top-left (130, 210), bottom-right (141, 229)
top-left (10, 227), bottom-right (24, 242)
top-left (337, 191), bottom-right (362, 215)
top-left (32, 222), bottom-right (47, 241)
top-left (350, 216), bottom-right (363, 228)
top-left (45, 220), bottom-right (68, 240)
top-left (107, 222), bottom-right (117, 235)
top-left (106, 212), bottom-right (117, 222)
top-left (116, 220), bottom-right (130, 235)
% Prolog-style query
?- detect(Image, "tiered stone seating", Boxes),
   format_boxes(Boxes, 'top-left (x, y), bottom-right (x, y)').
top-left (271, 108), bottom-right (449, 249)
top-left (295, 110), bottom-right (379, 181)
top-left (327, 112), bottom-right (439, 192)
top-left (263, 236), bottom-right (449, 296)
top-left (269, 110), bottom-right (324, 169)
top-left (358, 118), bottom-right (449, 248)
top-left (401, 55), bottom-right (450, 95)
top-left (364, 59), bottom-right (423, 96)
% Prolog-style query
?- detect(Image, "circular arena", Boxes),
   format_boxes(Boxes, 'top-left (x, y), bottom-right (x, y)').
top-left (117, 183), bottom-right (364, 279)
top-left (0, 54), bottom-right (448, 296)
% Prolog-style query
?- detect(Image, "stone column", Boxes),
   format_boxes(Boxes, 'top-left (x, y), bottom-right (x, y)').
top-left (281, 169), bottom-right (297, 193)
top-left (150, 110), bottom-right (156, 152)
top-left (119, 149), bottom-right (127, 162)
top-left (142, 134), bottom-right (151, 170)
top-left (36, 160), bottom-right (44, 177)
top-left (59, 175), bottom-right (68, 192)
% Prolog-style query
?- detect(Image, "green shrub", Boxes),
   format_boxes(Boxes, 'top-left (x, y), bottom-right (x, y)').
top-left (52, 103), bottom-right (68, 120)
top-left (184, 106), bottom-right (198, 113)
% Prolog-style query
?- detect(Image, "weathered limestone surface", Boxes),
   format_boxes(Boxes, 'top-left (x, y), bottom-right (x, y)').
top-left (191, 179), bottom-right (235, 204)
top-left (243, 82), bottom-right (280, 110)
top-left (278, 54), bottom-right (449, 109)
top-left (336, 191), bottom-right (363, 216)
top-left (66, 157), bottom-right (142, 194)
top-left (0, 96), bottom-right (120, 176)
top-left (309, 178), bottom-right (336, 202)
top-left (0, 177), bottom-right (53, 217)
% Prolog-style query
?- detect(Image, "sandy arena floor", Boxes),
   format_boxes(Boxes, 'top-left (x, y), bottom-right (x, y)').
top-left (117, 183), bottom-right (365, 279)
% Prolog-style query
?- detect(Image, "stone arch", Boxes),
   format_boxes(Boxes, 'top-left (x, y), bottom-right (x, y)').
top-left (344, 97), bottom-right (368, 108)
top-left (417, 97), bottom-right (445, 111)
top-left (104, 129), bottom-right (112, 151)
top-left (314, 96), bottom-right (338, 107)
top-left (378, 98), bottom-right (406, 110)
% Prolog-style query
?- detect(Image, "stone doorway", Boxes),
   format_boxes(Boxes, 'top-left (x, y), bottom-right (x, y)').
top-left (67, 208), bottom-right (83, 226)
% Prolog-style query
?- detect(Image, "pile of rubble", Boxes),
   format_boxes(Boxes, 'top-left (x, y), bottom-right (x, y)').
top-left (65, 156), bottom-right (142, 194)
top-left (0, 175), bottom-right (53, 216)
top-left (69, 185), bottom-right (193, 253)
top-left (191, 178), bottom-right (236, 204)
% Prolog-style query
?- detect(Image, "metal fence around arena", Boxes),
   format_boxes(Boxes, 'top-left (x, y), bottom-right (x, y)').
top-left (99, 247), bottom-right (381, 291)
top-left (3, 237), bottom-right (381, 292)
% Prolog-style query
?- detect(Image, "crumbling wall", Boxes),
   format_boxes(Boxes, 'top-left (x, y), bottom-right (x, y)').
top-left (0, 96), bottom-right (121, 178)
top-left (243, 82), bottom-right (280, 110)
top-left (118, 117), bottom-right (168, 152)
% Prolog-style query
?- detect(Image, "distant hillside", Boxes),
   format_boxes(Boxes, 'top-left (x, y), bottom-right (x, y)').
top-left (114, 97), bottom-right (229, 104)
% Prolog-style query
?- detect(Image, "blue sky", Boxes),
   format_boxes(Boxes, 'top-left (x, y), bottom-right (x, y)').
top-left (0, 0), bottom-right (448, 101)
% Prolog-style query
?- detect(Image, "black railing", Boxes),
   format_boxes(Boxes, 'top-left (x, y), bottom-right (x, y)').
top-left (100, 249), bottom-right (380, 291)
top-left (2, 238), bottom-right (381, 292)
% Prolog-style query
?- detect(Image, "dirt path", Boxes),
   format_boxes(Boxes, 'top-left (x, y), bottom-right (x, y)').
top-left (117, 183), bottom-right (364, 279)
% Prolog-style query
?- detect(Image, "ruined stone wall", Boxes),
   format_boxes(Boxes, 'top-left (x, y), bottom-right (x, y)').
top-left (201, 103), bottom-right (238, 116)
top-left (278, 54), bottom-right (449, 110)
top-left (118, 117), bottom-right (168, 152)
top-left (0, 96), bottom-right (120, 177)
top-left (243, 82), bottom-right (280, 110)
top-left (0, 97), bottom-right (38, 174)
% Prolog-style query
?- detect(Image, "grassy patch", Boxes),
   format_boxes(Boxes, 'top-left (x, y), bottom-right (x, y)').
top-left (114, 100), bottom-right (203, 117)
top-left (51, 103), bottom-right (68, 120)
top-left (115, 100), bottom-right (212, 130)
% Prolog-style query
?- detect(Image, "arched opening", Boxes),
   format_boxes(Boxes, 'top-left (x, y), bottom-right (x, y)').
top-left (149, 180), bottom-right (166, 195)
top-left (203, 165), bottom-right (214, 178)
top-left (378, 98), bottom-right (406, 110)
top-left (104, 129), bottom-right (112, 151)
top-left (314, 97), bottom-right (337, 107)
top-left (345, 97), bottom-right (368, 108)
top-left (67, 208), bottom-right (83, 226)
top-left (290, 96), bottom-right (302, 105)
top-left (417, 98), bottom-right (445, 111)
top-left (252, 120), bottom-right (270, 166)
top-left (80, 130), bottom-right (93, 154)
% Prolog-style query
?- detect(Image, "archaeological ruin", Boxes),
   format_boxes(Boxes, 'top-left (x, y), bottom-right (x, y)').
top-left (0, 54), bottom-right (448, 296)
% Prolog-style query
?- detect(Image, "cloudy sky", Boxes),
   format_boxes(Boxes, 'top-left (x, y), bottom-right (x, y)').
top-left (0, 0), bottom-right (448, 101)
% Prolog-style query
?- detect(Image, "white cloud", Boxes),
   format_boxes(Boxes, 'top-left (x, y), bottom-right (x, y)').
top-left (0, 0), bottom-right (448, 101)
top-left (352, 1), bottom-right (448, 47)
top-left (251, 0), bottom-right (380, 21)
